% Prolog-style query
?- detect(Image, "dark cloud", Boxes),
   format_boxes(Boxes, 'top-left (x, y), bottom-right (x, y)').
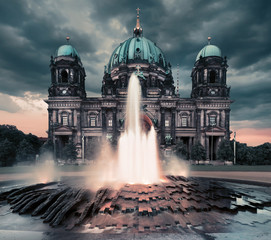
top-left (0, 0), bottom-right (271, 129)
top-left (0, 0), bottom-right (97, 96)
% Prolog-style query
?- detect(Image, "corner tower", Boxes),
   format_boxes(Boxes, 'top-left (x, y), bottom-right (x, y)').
top-left (46, 38), bottom-right (86, 161)
top-left (191, 37), bottom-right (233, 160)
top-left (191, 37), bottom-right (230, 99)
top-left (48, 37), bottom-right (86, 98)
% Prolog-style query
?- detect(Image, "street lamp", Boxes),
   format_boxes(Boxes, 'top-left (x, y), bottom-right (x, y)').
top-left (233, 131), bottom-right (236, 165)
top-left (82, 132), bottom-right (85, 163)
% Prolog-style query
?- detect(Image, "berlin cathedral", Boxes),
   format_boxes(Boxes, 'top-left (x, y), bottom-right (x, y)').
top-left (46, 11), bottom-right (232, 162)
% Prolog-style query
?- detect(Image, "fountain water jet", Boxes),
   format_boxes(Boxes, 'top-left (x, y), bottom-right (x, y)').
top-left (117, 73), bottom-right (161, 184)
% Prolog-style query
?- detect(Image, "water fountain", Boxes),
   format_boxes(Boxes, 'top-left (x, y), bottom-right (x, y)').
top-left (0, 74), bottom-right (271, 236)
top-left (117, 73), bottom-right (161, 184)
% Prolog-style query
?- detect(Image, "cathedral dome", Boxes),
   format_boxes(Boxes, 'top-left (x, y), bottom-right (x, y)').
top-left (55, 40), bottom-right (80, 59)
top-left (107, 36), bottom-right (167, 73)
top-left (196, 37), bottom-right (222, 61)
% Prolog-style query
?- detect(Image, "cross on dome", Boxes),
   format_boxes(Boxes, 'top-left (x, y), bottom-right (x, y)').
top-left (208, 36), bottom-right (211, 45)
top-left (134, 7), bottom-right (143, 37)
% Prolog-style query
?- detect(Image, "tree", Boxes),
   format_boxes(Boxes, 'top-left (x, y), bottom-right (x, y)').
top-left (231, 141), bottom-right (249, 165)
top-left (0, 125), bottom-right (25, 146)
top-left (16, 139), bottom-right (36, 162)
top-left (0, 139), bottom-right (16, 166)
top-left (0, 125), bottom-right (42, 166)
top-left (254, 143), bottom-right (271, 165)
top-left (191, 141), bottom-right (206, 161)
top-left (25, 133), bottom-right (42, 154)
top-left (62, 141), bottom-right (77, 162)
top-left (173, 140), bottom-right (188, 159)
top-left (217, 139), bottom-right (233, 161)
top-left (40, 139), bottom-right (54, 155)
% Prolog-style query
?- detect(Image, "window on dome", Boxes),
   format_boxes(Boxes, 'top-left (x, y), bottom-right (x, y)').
top-left (61, 70), bottom-right (68, 83)
top-left (108, 119), bottom-right (113, 127)
top-left (210, 70), bottom-right (216, 83)
top-left (165, 119), bottom-right (170, 127)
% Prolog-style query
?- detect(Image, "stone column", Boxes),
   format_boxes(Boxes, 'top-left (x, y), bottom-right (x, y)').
top-left (204, 109), bottom-right (207, 127)
top-left (71, 110), bottom-right (74, 126)
top-left (196, 109), bottom-right (201, 142)
top-left (204, 69), bottom-right (208, 83)
top-left (160, 108), bottom-right (165, 145)
top-left (48, 109), bottom-right (52, 139)
top-left (219, 109), bottom-right (222, 127)
top-left (84, 110), bottom-right (88, 128)
top-left (194, 110), bottom-right (197, 128)
top-left (171, 108), bottom-right (176, 144)
top-left (113, 108), bottom-right (117, 139)
top-left (190, 110), bottom-right (193, 127)
top-left (188, 137), bottom-right (192, 159)
top-left (74, 110), bottom-right (77, 126)
top-left (56, 110), bottom-right (59, 123)
top-left (204, 135), bottom-right (209, 160)
top-left (102, 108), bottom-right (107, 135)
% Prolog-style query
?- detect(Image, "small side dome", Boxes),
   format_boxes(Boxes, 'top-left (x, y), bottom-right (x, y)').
top-left (55, 37), bottom-right (80, 59)
top-left (196, 37), bottom-right (222, 62)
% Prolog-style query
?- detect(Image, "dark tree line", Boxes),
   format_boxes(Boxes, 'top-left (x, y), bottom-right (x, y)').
top-left (0, 125), bottom-right (42, 166)
top-left (217, 139), bottom-right (271, 165)
top-left (174, 137), bottom-right (271, 165)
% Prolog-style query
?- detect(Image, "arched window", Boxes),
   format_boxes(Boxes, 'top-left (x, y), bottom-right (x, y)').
top-left (180, 112), bottom-right (189, 127)
top-left (61, 113), bottom-right (68, 126)
top-left (108, 118), bottom-right (113, 127)
top-left (61, 70), bottom-right (68, 83)
top-left (208, 112), bottom-right (217, 126)
top-left (210, 70), bottom-right (216, 83)
top-left (181, 116), bottom-right (188, 127)
top-left (90, 117), bottom-right (96, 127)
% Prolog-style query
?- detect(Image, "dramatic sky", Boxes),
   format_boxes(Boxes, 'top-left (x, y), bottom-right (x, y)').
top-left (0, 0), bottom-right (271, 146)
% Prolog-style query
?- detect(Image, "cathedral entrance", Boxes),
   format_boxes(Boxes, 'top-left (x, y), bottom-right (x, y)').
top-left (176, 137), bottom-right (190, 159)
top-left (56, 135), bottom-right (69, 160)
top-left (209, 136), bottom-right (219, 160)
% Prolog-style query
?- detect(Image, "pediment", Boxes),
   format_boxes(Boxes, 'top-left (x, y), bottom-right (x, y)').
top-left (54, 125), bottom-right (73, 132)
top-left (205, 125), bottom-right (225, 132)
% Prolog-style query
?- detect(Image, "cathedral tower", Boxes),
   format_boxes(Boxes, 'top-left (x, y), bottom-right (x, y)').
top-left (191, 37), bottom-right (233, 160)
top-left (46, 38), bottom-right (86, 160)
top-left (191, 37), bottom-right (230, 99)
top-left (48, 37), bottom-right (86, 98)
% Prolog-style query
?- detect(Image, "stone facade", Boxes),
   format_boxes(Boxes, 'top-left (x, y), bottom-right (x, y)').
top-left (45, 19), bottom-right (232, 162)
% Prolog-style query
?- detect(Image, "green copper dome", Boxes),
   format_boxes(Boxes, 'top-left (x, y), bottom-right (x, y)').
top-left (55, 44), bottom-right (80, 59)
top-left (196, 44), bottom-right (222, 62)
top-left (107, 36), bottom-right (167, 73)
